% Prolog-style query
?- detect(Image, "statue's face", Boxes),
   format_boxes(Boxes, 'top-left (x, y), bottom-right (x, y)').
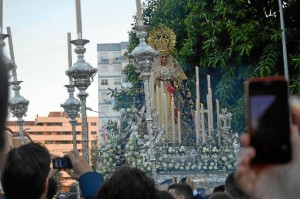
top-left (160, 54), bottom-right (168, 66)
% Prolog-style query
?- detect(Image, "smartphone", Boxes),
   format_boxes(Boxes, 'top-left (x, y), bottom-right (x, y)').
top-left (52, 157), bottom-right (72, 169)
top-left (245, 77), bottom-right (292, 164)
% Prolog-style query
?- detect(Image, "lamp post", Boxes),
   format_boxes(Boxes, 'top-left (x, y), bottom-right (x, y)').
top-left (129, 21), bottom-right (159, 181)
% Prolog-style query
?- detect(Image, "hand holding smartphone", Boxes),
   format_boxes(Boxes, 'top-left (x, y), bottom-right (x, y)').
top-left (245, 77), bottom-right (292, 164)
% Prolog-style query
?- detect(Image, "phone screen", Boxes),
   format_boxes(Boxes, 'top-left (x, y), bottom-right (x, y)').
top-left (52, 157), bottom-right (72, 169)
top-left (248, 79), bottom-right (291, 163)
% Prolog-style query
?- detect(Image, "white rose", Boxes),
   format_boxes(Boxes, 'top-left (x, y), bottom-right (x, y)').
top-left (214, 166), bottom-right (218, 170)
top-left (209, 166), bottom-right (213, 170)
top-left (130, 146), bottom-right (134, 150)
top-left (185, 166), bottom-right (190, 170)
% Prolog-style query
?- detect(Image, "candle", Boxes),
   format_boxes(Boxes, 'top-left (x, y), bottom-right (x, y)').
top-left (156, 85), bottom-right (160, 125)
top-left (216, 99), bottom-right (221, 145)
top-left (164, 93), bottom-right (168, 140)
top-left (0, 0), bottom-right (3, 33)
top-left (150, 71), bottom-right (154, 108)
top-left (208, 88), bottom-right (213, 132)
top-left (201, 103), bottom-right (205, 142)
top-left (207, 74), bottom-right (211, 89)
top-left (207, 94), bottom-right (211, 137)
top-left (171, 96), bottom-right (175, 143)
top-left (178, 111), bottom-right (181, 144)
top-left (7, 27), bottom-right (17, 82)
top-left (7, 27), bottom-right (15, 63)
top-left (75, 0), bottom-right (82, 38)
top-left (67, 33), bottom-right (72, 84)
top-left (161, 81), bottom-right (164, 128)
top-left (135, 0), bottom-right (142, 21)
top-left (196, 66), bottom-right (200, 114)
top-left (195, 110), bottom-right (199, 143)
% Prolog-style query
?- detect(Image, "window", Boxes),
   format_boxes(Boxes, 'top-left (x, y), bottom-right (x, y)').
top-left (114, 78), bottom-right (122, 85)
top-left (91, 122), bottom-right (97, 126)
top-left (91, 131), bottom-right (97, 134)
top-left (113, 65), bottom-right (121, 73)
top-left (101, 79), bottom-right (108, 85)
top-left (101, 92), bottom-right (110, 100)
top-left (101, 106), bottom-right (109, 113)
top-left (113, 52), bottom-right (122, 63)
top-left (100, 65), bottom-right (109, 73)
top-left (100, 53), bottom-right (109, 64)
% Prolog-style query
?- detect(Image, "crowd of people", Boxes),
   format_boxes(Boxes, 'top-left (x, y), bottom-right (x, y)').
top-left (0, 49), bottom-right (300, 199)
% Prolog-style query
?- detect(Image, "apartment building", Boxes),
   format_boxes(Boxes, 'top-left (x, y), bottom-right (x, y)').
top-left (6, 111), bottom-right (98, 190)
top-left (97, 42), bottom-right (129, 143)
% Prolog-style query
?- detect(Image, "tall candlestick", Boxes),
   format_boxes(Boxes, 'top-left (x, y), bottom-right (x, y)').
top-left (171, 96), bottom-right (175, 143)
top-left (216, 99), bottom-right (221, 145)
top-left (67, 33), bottom-right (72, 84)
top-left (201, 103), bottom-right (206, 142)
top-left (178, 111), bottom-right (181, 144)
top-left (75, 0), bottom-right (82, 39)
top-left (0, 0), bottom-right (3, 33)
top-left (135, 0), bottom-right (142, 21)
top-left (163, 93), bottom-right (168, 140)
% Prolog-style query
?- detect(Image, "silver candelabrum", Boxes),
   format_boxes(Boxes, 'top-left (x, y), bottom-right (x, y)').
top-left (129, 23), bottom-right (159, 181)
top-left (66, 39), bottom-right (97, 162)
top-left (61, 84), bottom-right (81, 199)
top-left (1, 32), bottom-right (30, 145)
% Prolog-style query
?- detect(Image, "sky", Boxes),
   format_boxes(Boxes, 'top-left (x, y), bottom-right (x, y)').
top-left (3, 0), bottom-right (138, 121)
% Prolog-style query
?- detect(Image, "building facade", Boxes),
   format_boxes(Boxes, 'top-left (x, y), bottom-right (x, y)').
top-left (97, 42), bottom-right (129, 143)
top-left (6, 111), bottom-right (98, 189)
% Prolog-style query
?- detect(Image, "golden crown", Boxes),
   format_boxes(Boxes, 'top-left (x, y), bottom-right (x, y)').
top-left (148, 25), bottom-right (176, 54)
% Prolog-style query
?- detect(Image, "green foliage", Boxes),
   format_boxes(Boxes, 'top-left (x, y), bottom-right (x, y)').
top-left (145, 0), bottom-right (300, 131)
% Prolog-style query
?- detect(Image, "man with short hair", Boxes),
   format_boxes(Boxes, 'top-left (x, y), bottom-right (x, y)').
top-left (1, 142), bottom-right (51, 199)
top-left (168, 183), bottom-right (194, 199)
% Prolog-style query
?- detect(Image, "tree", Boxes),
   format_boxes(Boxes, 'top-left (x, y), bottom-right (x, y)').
top-left (146, 0), bottom-right (300, 131)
